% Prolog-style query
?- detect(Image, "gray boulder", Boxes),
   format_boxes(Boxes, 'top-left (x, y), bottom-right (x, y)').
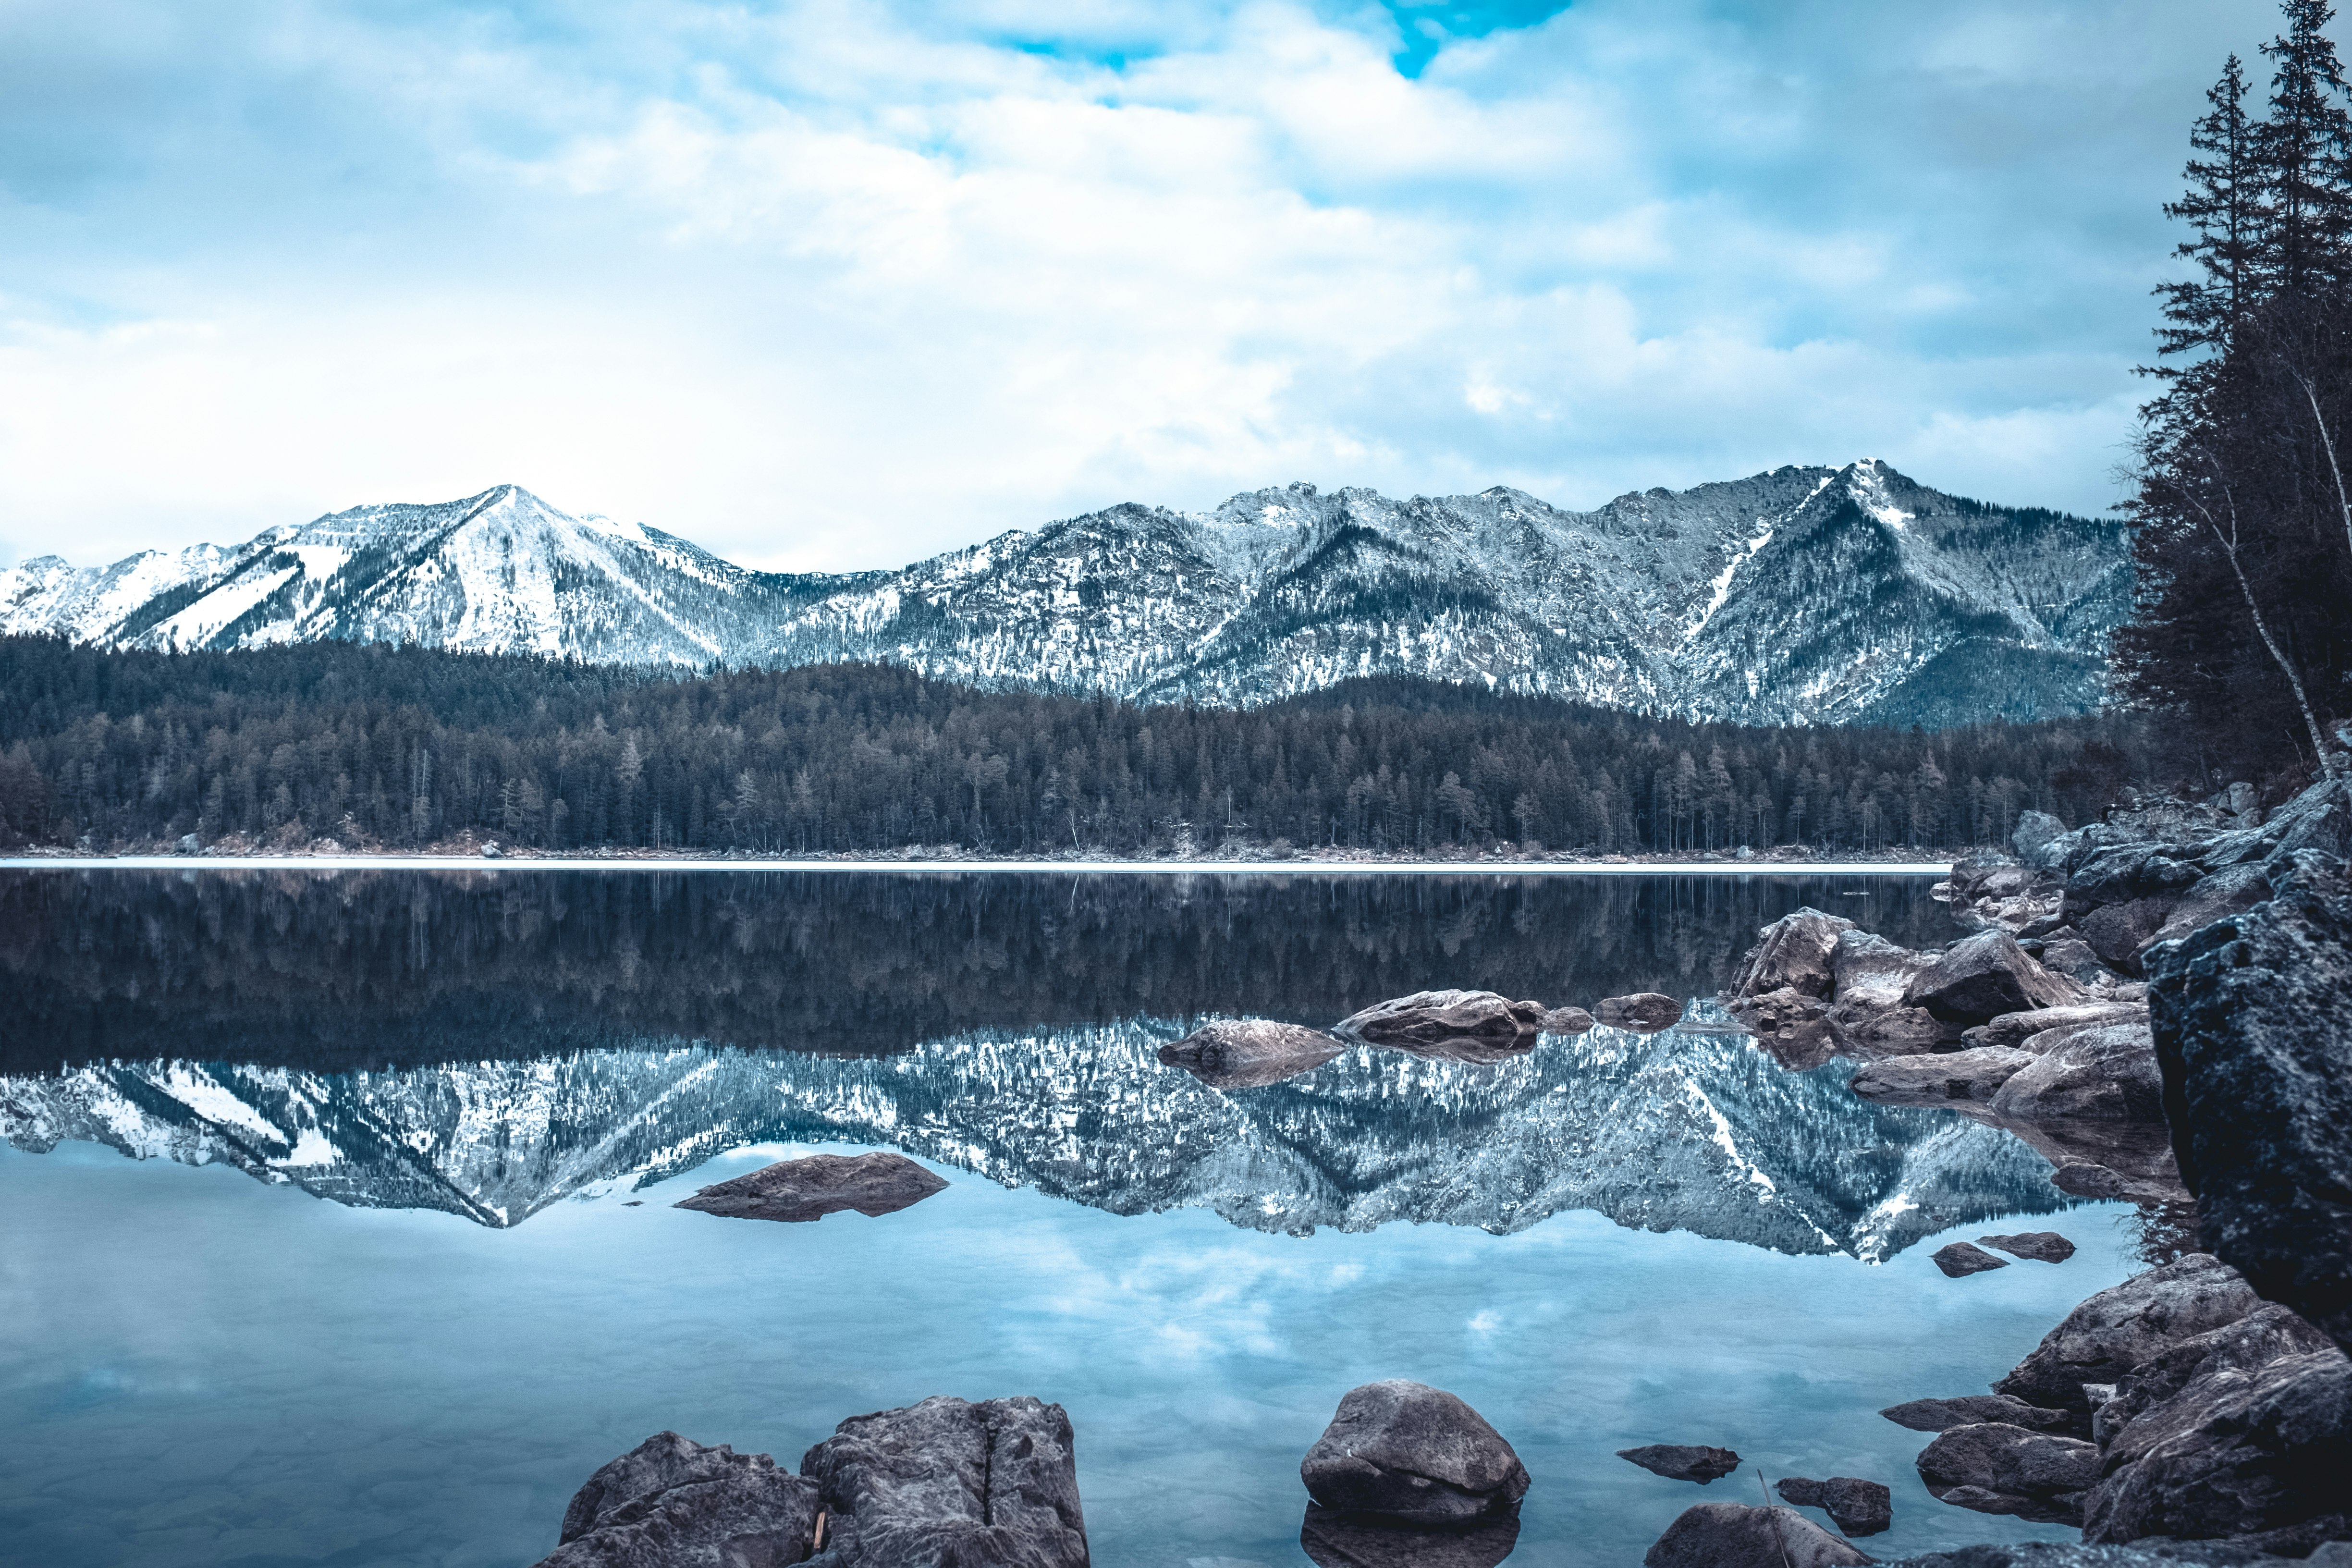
top-left (1987, 1024), bottom-right (2166, 1123)
top-left (1915, 1422), bottom-right (2100, 1523)
top-left (2147, 849), bottom-right (2352, 1353)
top-left (2015, 811), bottom-right (2069, 867)
top-left (1726, 909), bottom-right (1855, 1003)
top-left (1159, 1020), bottom-right (1346, 1089)
top-left (1776, 1476), bottom-right (1893, 1536)
top-left (1832, 930), bottom-right (1936, 1009)
top-left (1617, 1444), bottom-right (1741, 1482)
top-left (1964, 1004), bottom-right (2147, 1053)
top-left (1905, 931), bottom-right (2081, 1024)
top-left (1642, 1503), bottom-right (1873, 1568)
top-left (2140, 862), bottom-right (2273, 954)
top-left (2082, 899), bottom-right (2177, 974)
top-left (174, 833), bottom-right (201, 856)
top-left (800, 1395), bottom-right (1088, 1568)
top-left (1596, 992), bottom-right (1685, 1032)
top-left (1880, 1396), bottom-right (2077, 1434)
top-left (534, 1431), bottom-right (821, 1568)
top-left (1333, 991), bottom-right (1546, 1046)
top-left (1978, 1232), bottom-right (2076, 1264)
top-left (1994, 1254), bottom-right (2260, 1416)
top-left (1935, 1243), bottom-right (2011, 1278)
top-left (675, 1152), bottom-right (947, 1225)
top-left (1299, 1381), bottom-right (1529, 1526)
top-left (1850, 1048), bottom-right (2035, 1105)
top-left (1298, 1507), bottom-right (1519, 1568)
top-left (2092, 1304), bottom-right (2334, 1440)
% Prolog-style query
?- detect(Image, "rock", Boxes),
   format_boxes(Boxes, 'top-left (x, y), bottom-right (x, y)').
top-left (1935, 1242), bottom-right (2012, 1278)
top-left (800, 1395), bottom-right (1087, 1568)
top-left (533, 1431), bottom-right (821, 1568)
top-left (1828, 1004), bottom-right (1969, 1057)
top-left (1977, 1232), bottom-right (2076, 1264)
top-left (674, 1152), bottom-right (948, 1224)
top-left (2092, 1302), bottom-right (2335, 1441)
top-left (481, 839), bottom-right (505, 859)
top-left (1904, 931), bottom-right (2082, 1024)
top-left (1616, 1444), bottom-right (1741, 1483)
top-left (1850, 1048), bottom-right (2035, 1105)
top-left (1726, 909), bottom-right (1855, 1004)
top-left (2140, 862), bottom-right (2273, 953)
top-left (1776, 1477), bottom-right (1893, 1536)
top-left (1888, 1544), bottom-right (2289, 1565)
top-left (1299, 1381), bottom-right (1529, 1526)
top-left (1987, 1024), bottom-right (2166, 1124)
top-left (1158, 1020), bottom-right (1346, 1089)
top-left (1298, 1507), bottom-right (1520, 1568)
top-left (2015, 811), bottom-right (2069, 867)
top-left (1733, 985), bottom-right (1833, 1055)
top-left (1539, 1005), bottom-right (1594, 1034)
top-left (1333, 991), bottom-right (1547, 1046)
top-left (1642, 1503), bottom-right (1873, 1568)
top-left (174, 833), bottom-right (201, 856)
top-left (1915, 1422), bottom-right (2101, 1524)
top-left (2036, 934), bottom-right (2119, 985)
top-left (1964, 1004), bottom-right (2147, 1054)
top-left (2083, 1340), bottom-right (2352, 1552)
top-left (1994, 1254), bottom-right (2261, 1416)
top-left (1832, 930), bottom-right (1936, 1009)
top-left (2081, 899), bottom-right (2176, 974)
top-left (2148, 849), bottom-right (2352, 1353)
top-left (1879, 1396), bottom-right (2078, 1434)
top-left (1596, 993), bottom-right (1685, 1032)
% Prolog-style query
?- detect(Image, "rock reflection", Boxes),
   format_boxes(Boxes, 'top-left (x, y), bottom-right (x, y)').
top-left (1300, 1507), bottom-right (1519, 1568)
top-left (1158, 1021), bottom-right (1348, 1089)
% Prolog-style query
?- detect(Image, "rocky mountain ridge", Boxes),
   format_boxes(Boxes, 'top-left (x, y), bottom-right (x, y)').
top-left (0, 462), bottom-right (2127, 725)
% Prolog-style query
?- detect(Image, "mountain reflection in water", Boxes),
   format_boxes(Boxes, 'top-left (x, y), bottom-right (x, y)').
top-left (0, 868), bottom-right (2071, 1259)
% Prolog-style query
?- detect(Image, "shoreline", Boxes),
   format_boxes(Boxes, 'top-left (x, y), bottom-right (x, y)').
top-left (0, 853), bottom-right (1955, 876)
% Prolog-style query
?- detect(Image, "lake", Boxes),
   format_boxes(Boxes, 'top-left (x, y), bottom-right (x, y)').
top-left (0, 870), bottom-right (2141, 1567)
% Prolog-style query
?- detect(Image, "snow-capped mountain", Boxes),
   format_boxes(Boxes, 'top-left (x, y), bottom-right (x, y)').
top-left (0, 1016), bottom-right (2072, 1258)
top-left (0, 463), bottom-right (2127, 724)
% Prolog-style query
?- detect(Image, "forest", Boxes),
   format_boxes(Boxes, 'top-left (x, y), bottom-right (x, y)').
top-left (0, 635), bottom-right (2153, 857)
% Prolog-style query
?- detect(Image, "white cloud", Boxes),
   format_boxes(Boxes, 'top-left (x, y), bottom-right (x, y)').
top-left (0, 0), bottom-right (2287, 571)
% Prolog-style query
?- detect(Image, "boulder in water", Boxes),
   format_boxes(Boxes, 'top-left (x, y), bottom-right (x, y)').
top-left (1596, 993), bottom-right (1684, 1032)
top-left (1642, 1503), bottom-right (1872, 1568)
top-left (1976, 1232), bottom-right (2075, 1264)
top-left (1616, 1444), bottom-right (1740, 1483)
top-left (1879, 1395), bottom-right (2076, 1434)
top-left (1299, 1381), bottom-right (1530, 1527)
top-left (1932, 1242), bottom-right (2010, 1278)
top-left (674, 1152), bottom-right (947, 1225)
top-left (1903, 930), bottom-right (2080, 1024)
top-left (800, 1395), bottom-right (1088, 1568)
top-left (1986, 1024), bottom-right (2166, 1124)
top-left (1914, 1422), bottom-right (2099, 1524)
top-left (1724, 909), bottom-right (1854, 1004)
top-left (1334, 991), bottom-right (1547, 1046)
top-left (1775, 1476), bottom-right (1892, 1537)
top-left (532, 1431), bottom-right (820, 1568)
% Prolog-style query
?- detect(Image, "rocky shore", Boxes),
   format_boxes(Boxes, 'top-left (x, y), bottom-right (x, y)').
top-left (1714, 764), bottom-right (2352, 1564)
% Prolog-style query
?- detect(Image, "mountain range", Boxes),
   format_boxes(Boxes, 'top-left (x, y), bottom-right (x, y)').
top-left (0, 1016), bottom-right (2072, 1260)
top-left (0, 461), bottom-right (2128, 725)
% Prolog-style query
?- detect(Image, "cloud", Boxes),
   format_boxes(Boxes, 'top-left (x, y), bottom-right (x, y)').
top-left (0, 0), bottom-right (2290, 571)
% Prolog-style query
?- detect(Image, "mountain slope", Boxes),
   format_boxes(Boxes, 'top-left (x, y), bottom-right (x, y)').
top-left (0, 462), bottom-right (2127, 724)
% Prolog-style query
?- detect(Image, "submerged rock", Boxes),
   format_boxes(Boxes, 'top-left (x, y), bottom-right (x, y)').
top-left (1915, 1422), bottom-right (2100, 1524)
top-left (1334, 992), bottom-right (1548, 1047)
top-left (1776, 1476), bottom-right (1893, 1536)
top-left (1158, 1020), bottom-right (1346, 1090)
top-left (1993, 1254), bottom-right (2260, 1417)
top-left (1300, 1381), bottom-right (1530, 1527)
top-left (1617, 1444), bottom-right (1741, 1483)
top-left (674, 1152), bottom-right (948, 1225)
top-left (1934, 1242), bottom-right (2011, 1278)
top-left (1596, 993), bottom-right (1685, 1032)
top-left (2148, 847), bottom-right (2352, 1354)
top-left (1977, 1232), bottom-right (2076, 1264)
top-left (801, 1395), bottom-right (1088, 1568)
top-left (533, 1431), bottom-right (820, 1568)
top-left (1298, 1506), bottom-right (1520, 1568)
top-left (1880, 1396), bottom-right (2078, 1434)
top-left (1642, 1503), bottom-right (1872, 1568)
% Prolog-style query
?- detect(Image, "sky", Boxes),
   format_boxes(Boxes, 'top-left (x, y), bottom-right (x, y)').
top-left (0, 0), bottom-right (2297, 573)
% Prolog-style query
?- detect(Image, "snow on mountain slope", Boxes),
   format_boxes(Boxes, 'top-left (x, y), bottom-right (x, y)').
top-left (0, 1016), bottom-right (2074, 1258)
top-left (0, 463), bottom-right (2127, 725)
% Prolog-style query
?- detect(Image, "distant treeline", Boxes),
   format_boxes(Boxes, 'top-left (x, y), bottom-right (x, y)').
top-left (0, 637), bottom-right (2155, 856)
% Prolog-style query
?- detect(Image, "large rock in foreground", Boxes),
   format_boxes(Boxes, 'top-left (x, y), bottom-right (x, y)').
top-left (1914, 1421), bottom-right (2100, 1524)
top-left (1725, 909), bottom-right (1855, 1004)
top-left (534, 1432), bottom-right (820, 1568)
top-left (1642, 1503), bottom-right (1872, 1568)
top-left (1333, 991), bottom-right (1547, 1047)
top-left (1299, 1381), bottom-right (1529, 1526)
top-left (801, 1395), bottom-right (1088, 1568)
top-left (2148, 849), bottom-right (2352, 1353)
top-left (1993, 1254), bottom-right (2259, 1418)
top-left (1159, 1020), bottom-right (1346, 1089)
top-left (1776, 1475), bottom-right (1893, 1536)
top-left (674, 1152), bottom-right (948, 1225)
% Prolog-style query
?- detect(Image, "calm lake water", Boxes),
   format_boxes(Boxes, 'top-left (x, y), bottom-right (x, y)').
top-left (0, 870), bottom-right (2138, 1568)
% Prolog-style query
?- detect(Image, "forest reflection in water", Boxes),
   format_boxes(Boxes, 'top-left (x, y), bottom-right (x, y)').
top-left (0, 867), bottom-right (1959, 1074)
